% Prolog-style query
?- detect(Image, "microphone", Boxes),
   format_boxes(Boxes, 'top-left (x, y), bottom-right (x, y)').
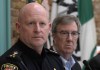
top-left (15, 55), bottom-right (29, 70)
top-left (83, 60), bottom-right (92, 70)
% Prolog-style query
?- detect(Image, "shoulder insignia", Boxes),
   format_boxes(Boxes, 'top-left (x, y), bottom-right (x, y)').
top-left (45, 48), bottom-right (59, 56)
top-left (9, 51), bottom-right (18, 58)
top-left (49, 49), bottom-right (58, 54)
top-left (54, 68), bottom-right (56, 70)
top-left (1, 63), bottom-right (18, 70)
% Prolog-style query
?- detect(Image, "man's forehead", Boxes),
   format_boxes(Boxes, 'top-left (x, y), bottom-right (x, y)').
top-left (18, 3), bottom-right (49, 22)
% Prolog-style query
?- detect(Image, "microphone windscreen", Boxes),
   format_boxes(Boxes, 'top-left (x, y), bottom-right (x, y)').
top-left (83, 60), bottom-right (89, 66)
top-left (83, 60), bottom-right (92, 70)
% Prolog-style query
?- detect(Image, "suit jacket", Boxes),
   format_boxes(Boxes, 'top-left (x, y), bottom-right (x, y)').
top-left (50, 46), bottom-right (81, 70)
top-left (89, 54), bottom-right (100, 70)
top-left (71, 61), bottom-right (81, 70)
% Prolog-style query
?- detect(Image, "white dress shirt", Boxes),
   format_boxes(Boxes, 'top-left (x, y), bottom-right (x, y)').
top-left (60, 56), bottom-right (75, 70)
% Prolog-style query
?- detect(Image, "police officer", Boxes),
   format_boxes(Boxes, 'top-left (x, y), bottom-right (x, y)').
top-left (0, 2), bottom-right (65, 70)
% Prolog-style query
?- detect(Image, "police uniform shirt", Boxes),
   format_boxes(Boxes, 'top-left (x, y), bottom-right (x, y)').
top-left (0, 39), bottom-right (65, 70)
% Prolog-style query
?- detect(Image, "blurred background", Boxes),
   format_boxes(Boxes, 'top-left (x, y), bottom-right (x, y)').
top-left (0, 0), bottom-right (100, 68)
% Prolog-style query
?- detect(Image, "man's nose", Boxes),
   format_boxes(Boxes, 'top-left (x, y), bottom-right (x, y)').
top-left (34, 23), bottom-right (41, 32)
top-left (67, 34), bottom-right (73, 40)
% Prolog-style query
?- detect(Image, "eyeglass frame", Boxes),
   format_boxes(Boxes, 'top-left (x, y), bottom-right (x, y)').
top-left (55, 30), bottom-right (80, 39)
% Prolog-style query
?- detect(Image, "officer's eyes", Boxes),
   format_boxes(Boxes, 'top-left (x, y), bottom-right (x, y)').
top-left (29, 22), bottom-right (34, 25)
top-left (40, 22), bottom-right (46, 27)
top-left (27, 22), bottom-right (47, 27)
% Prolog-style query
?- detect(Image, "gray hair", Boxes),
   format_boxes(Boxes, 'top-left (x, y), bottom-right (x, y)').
top-left (52, 15), bottom-right (81, 33)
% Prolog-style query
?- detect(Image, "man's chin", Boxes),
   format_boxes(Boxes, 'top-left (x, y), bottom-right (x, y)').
top-left (32, 42), bottom-right (44, 47)
top-left (31, 40), bottom-right (46, 47)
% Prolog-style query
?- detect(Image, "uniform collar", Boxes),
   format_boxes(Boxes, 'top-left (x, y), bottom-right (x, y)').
top-left (16, 39), bottom-right (47, 59)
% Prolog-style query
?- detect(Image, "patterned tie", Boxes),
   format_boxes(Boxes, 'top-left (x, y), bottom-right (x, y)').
top-left (66, 61), bottom-right (71, 70)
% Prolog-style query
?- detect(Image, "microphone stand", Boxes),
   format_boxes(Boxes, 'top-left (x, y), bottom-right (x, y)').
top-left (83, 60), bottom-right (92, 70)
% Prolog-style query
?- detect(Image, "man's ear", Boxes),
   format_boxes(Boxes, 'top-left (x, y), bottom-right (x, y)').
top-left (16, 22), bottom-right (20, 33)
top-left (49, 22), bottom-right (52, 31)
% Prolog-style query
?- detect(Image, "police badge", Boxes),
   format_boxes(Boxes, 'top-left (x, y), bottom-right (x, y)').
top-left (1, 63), bottom-right (18, 70)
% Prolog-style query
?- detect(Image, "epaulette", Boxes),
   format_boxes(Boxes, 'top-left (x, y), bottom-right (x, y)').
top-left (7, 51), bottom-right (28, 70)
top-left (8, 51), bottom-right (21, 58)
top-left (0, 51), bottom-right (20, 70)
top-left (45, 48), bottom-right (60, 56)
top-left (9, 51), bottom-right (19, 58)
top-left (49, 49), bottom-right (58, 54)
top-left (7, 51), bottom-right (22, 63)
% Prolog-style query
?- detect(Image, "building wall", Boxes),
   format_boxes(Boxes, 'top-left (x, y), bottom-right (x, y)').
top-left (11, 0), bottom-right (100, 45)
top-left (93, 0), bottom-right (100, 45)
top-left (11, 0), bottom-right (26, 45)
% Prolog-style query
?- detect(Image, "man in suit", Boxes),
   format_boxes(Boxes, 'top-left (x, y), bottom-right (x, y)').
top-left (51, 15), bottom-right (81, 70)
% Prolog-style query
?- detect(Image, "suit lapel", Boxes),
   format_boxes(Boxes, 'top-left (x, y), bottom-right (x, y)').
top-left (71, 62), bottom-right (81, 70)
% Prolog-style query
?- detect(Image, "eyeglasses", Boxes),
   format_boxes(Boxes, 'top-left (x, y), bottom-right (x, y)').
top-left (56, 31), bottom-right (80, 39)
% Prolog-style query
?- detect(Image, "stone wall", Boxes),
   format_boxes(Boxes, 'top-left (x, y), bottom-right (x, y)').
top-left (93, 0), bottom-right (100, 45)
top-left (11, 0), bottom-right (27, 45)
top-left (11, 0), bottom-right (100, 45)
